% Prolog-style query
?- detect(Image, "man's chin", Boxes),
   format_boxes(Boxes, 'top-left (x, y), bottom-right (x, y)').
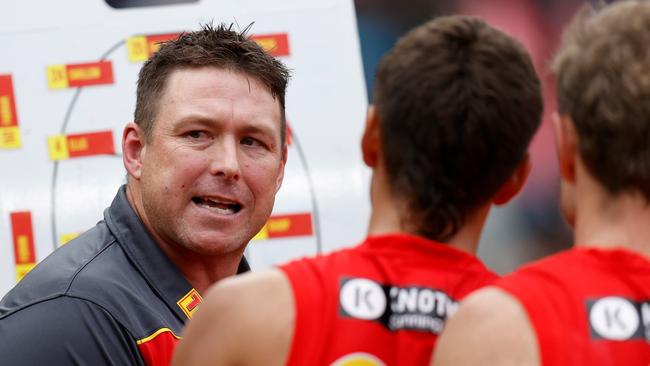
top-left (186, 236), bottom-right (248, 256)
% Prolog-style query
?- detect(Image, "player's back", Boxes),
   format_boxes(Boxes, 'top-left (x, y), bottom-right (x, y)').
top-left (280, 233), bottom-right (497, 366)
top-left (494, 247), bottom-right (650, 365)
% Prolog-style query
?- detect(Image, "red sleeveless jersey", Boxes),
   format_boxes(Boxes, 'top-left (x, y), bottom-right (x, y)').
top-left (280, 233), bottom-right (497, 366)
top-left (495, 247), bottom-right (650, 365)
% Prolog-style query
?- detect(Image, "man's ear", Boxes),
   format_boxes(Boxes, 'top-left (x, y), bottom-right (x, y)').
top-left (122, 122), bottom-right (146, 180)
top-left (554, 113), bottom-right (578, 183)
top-left (361, 105), bottom-right (380, 168)
top-left (493, 154), bottom-right (532, 205)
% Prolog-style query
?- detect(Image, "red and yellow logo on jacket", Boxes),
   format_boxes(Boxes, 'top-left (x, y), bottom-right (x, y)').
top-left (177, 288), bottom-right (202, 319)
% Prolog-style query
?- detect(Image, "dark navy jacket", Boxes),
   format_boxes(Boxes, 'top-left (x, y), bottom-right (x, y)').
top-left (0, 186), bottom-right (249, 365)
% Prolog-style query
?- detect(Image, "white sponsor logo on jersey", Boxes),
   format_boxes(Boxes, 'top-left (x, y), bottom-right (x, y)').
top-left (339, 277), bottom-right (458, 333)
top-left (340, 278), bottom-right (387, 320)
top-left (589, 297), bottom-right (640, 340)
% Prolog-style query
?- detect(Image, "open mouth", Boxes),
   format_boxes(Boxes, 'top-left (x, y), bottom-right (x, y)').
top-left (192, 197), bottom-right (242, 214)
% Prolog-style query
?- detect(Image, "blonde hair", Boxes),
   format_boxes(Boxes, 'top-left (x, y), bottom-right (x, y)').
top-left (552, 0), bottom-right (650, 199)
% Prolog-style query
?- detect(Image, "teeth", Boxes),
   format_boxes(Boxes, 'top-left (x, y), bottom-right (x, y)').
top-left (192, 197), bottom-right (241, 214)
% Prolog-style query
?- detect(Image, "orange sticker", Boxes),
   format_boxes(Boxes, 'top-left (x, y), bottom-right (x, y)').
top-left (253, 212), bottom-right (313, 241)
top-left (10, 211), bottom-right (36, 281)
top-left (47, 61), bottom-right (114, 89)
top-left (48, 130), bottom-right (115, 160)
top-left (177, 289), bottom-right (202, 319)
top-left (251, 33), bottom-right (290, 57)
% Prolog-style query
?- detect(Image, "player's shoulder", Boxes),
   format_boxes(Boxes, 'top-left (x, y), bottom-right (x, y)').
top-left (202, 268), bottom-right (294, 326)
top-left (495, 248), bottom-right (597, 295)
top-left (278, 245), bottom-right (365, 286)
top-left (510, 247), bottom-right (583, 275)
top-left (176, 269), bottom-right (295, 366)
top-left (282, 244), bottom-right (362, 268)
top-left (433, 286), bottom-right (539, 366)
top-left (454, 286), bottom-right (531, 327)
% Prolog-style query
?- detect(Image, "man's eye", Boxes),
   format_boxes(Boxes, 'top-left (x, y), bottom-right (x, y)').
top-left (241, 137), bottom-right (260, 146)
top-left (188, 131), bottom-right (204, 139)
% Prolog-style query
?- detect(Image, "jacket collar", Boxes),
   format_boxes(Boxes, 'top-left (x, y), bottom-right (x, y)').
top-left (104, 185), bottom-right (249, 321)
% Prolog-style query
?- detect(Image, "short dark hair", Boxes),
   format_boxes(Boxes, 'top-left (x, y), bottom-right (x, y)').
top-left (552, 1), bottom-right (650, 201)
top-left (374, 16), bottom-right (542, 242)
top-left (134, 23), bottom-right (290, 145)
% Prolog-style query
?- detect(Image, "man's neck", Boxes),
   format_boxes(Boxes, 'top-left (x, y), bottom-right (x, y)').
top-left (573, 171), bottom-right (650, 259)
top-left (366, 169), bottom-right (488, 255)
top-left (160, 246), bottom-right (244, 294)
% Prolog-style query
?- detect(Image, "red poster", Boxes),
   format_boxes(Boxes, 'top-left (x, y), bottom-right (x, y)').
top-left (10, 211), bottom-right (36, 265)
top-left (66, 61), bottom-right (114, 88)
top-left (267, 212), bottom-right (313, 238)
top-left (0, 75), bottom-right (18, 127)
top-left (66, 130), bottom-right (115, 158)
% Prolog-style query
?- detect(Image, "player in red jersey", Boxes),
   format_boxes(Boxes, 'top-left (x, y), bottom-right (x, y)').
top-left (172, 15), bottom-right (542, 366)
top-left (433, 2), bottom-right (650, 366)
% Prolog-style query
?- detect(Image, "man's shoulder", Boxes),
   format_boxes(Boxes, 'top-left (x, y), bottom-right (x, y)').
top-left (2, 218), bottom-right (183, 343)
top-left (0, 222), bottom-right (119, 318)
top-left (0, 294), bottom-right (142, 365)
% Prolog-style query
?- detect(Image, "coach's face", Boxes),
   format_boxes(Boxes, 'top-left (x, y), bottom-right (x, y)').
top-left (127, 66), bottom-right (286, 257)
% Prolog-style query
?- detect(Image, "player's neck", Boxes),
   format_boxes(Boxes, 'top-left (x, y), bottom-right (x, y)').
top-left (366, 169), bottom-right (485, 255)
top-left (366, 166), bottom-right (404, 237)
top-left (573, 171), bottom-right (650, 260)
top-left (447, 205), bottom-right (489, 255)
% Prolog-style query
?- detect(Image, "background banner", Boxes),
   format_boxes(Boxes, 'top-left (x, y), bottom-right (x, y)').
top-left (0, 0), bottom-right (369, 295)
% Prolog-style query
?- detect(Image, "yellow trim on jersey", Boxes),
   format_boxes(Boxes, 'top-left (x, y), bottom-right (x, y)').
top-left (136, 327), bottom-right (181, 344)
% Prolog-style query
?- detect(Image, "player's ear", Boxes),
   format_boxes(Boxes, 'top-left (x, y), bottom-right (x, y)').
top-left (362, 105), bottom-right (380, 168)
top-left (554, 113), bottom-right (578, 183)
top-left (122, 122), bottom-right (146, 180)
top-left (493, 154), bottom-right (531, 205)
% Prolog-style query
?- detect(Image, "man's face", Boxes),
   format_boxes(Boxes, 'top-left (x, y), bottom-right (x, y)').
top-left (138, 67), bottom-right (285, 256)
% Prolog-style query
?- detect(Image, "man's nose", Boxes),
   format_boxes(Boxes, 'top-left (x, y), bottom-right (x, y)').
top-left (209, 138), bottom-right (241, 181)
